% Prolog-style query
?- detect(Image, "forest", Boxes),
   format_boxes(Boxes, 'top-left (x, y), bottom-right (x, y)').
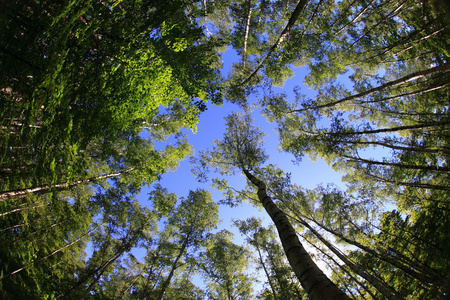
top-left (0, 0), bottom-right (449, 299)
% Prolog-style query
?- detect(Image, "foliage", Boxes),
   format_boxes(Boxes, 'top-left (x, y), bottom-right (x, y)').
top-left (1, 0), bottom-right (450, 298)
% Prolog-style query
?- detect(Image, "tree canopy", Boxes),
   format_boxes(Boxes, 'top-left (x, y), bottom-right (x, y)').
top-left (1, 0), bottom-right (449, 299)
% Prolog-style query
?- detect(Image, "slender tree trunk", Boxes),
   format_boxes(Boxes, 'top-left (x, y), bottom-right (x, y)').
top-left (255, 243), bottom-right (278, 300)
top-left (341, 215), bottom-right (445, 261)
top-left (202, 0), bottom-right (211, 36)
top-left (329, 120), bottom-right (450, 136)
top-left (320, 0), bottom-right (358, 37)
top-left (141, 248), bottom-right (162, 297)
top-left (303, 233), bottom-right (377, 299)
top-left (359, 80), bottom-right (449, 105)
top-left (116, 270), bottom-right (144, 299)
top-left (341, 0), bottom-right (408, 53)
top-left (0, 222), bottom-right (26, 233)
top-left (342, 139), bottom-right (450, 155)
top-left (334, 0), bottom-right (377, 36)
top-left (297, 218), bottom-right (404, 300)
top-left (304, 215), bottom-right (444, 284)
top-left (79, 221), bottom-right (147, 299)
top-left (0, 203), bottom-right (46, 217)
top-left (238, 0), bottom-right (308, 86)
top-left (242, 168), bottom-right (350, 300)
top-left (364, 23), bottom-right (449, 62)
top-left (1, 219), bottom-right (70, 251)
top-left (3, 224), bottom-right (99, 279)
top-left (0, 166), bottom-right (138, 200)
top-left (361, 169), bottom-right (450, 191)
top-left (242, 0), bottom-right (253, 63)
top-left (157, 236), bottom-right (190, 300)
top-left (80, 250), bottom-right (125, 300)
top-left (342, 155), bottom-right (450, 172)
top-left (293, 63), bottom-right (450, 112)
top-left (265, 246), bottom-right (288, 299)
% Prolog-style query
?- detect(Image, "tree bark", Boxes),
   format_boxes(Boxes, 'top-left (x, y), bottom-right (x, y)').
top-left (242, 0), bottom-right (253, 63)
top-left (242, 168), bottom-right (350, 300)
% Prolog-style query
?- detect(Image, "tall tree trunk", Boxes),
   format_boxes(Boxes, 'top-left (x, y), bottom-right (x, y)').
top-left (1, 218), bottom-right (70, 251)
top-left (361, 169), bottom-right (450, 191)
top-left (242, 168), bottom-right (350, 300)
top-left (0, 166), bottom-right (138, 200)
top-left (363, 23), bottom-right (448, 62)
top-left (238, 0), bottom-right (308, 86)
top-left (116, 270), bottom-right (144, 299)
top-left (330, 120), bottom-right (450, 136)
top-left (242, 0), bottom-right (253, 63)
top-left (341, 139), bottom-right (450, 155)
top-left (3, 224), bottom-right (99, 279)
top-left (342, 155), bottom-right (450, 172)
top-left (79, 222), bottom-right (147, 299)
top-left (0, 203), bottom-right (46, 217)
top-left (265, 247), bottom-right (289, 299)
top-left (80, 250), bottom-right (125, 300)
top-left (297, 218), bottom-right (405, 300)
top-left (157, 236), bottom-right (190, 300)
top-left (293, 63), bottom-right (450, 112)
top-left (256, 243), bottom-right (278, 300)
top-left (303, 214), bottom-right (444, 285)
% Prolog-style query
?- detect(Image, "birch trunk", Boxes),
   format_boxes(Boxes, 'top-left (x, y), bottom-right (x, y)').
top-left (242, 0), bottom-right (253, 63)
top-left (298, 218), bottom-right (404, 300)
top-left (0, 166), bottom-right (138, 200)
top-left (242, 168), bottom-right (349, 300)
top-left (239, 0), bottom-right (308, 86)
top-left (3, 224), bottom-right (99, 279)
top-left (304, 215), bottom-right (444, 285)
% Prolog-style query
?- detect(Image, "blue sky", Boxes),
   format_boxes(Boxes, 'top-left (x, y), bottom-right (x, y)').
top-left (137, 47), bottom-right (345, 240)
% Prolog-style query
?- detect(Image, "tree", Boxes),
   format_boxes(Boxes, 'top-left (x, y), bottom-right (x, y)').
top-left (0, 0), bottom-right (223, 199)
top-left (235, 217), bottom-right (304, 299)
top-left (200, 229), bottom-right (255, 300)
top-left (156, 189), bottom-right (219, 300)
top-left (196, 112), bottom-right (350, 300)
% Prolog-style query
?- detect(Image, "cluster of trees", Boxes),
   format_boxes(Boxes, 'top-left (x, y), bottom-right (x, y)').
top-left (1, 0), bottom-right (449, 299)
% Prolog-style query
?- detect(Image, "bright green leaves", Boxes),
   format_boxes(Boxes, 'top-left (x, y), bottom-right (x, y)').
top-left (0, 0), bottom-right (224, 202)
top-left (0, 0), bottom-right (224, 297)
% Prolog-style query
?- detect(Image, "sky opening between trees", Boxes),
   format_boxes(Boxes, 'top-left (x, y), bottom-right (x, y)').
top-left (1, 0), bottom-right (449, 299)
